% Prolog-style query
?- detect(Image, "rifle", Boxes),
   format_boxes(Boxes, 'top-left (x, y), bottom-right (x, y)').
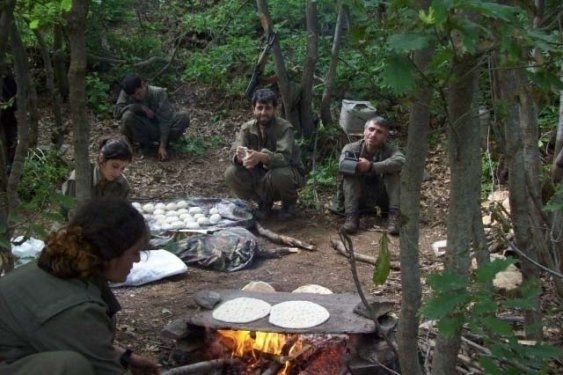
top-left (245, 32), bottom-right (276, 100)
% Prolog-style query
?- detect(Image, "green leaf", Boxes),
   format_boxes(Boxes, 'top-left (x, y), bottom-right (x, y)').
top-left (29, 19), bottom-right (40, 30)
top-left (436, 315), bottom-right (463, 338)
top-left (421, 292), bottom-right (470, 319)
top-left (427, 271), bottom-right (468, 291)
top-left (482, 316), bottom-right (514, 336)
top-left (388, 33), bottom-right (429, 53)
top-left (60, 0), bottom-right (73, 12)
top-left (475, 258), bottom-right (515, 283)
top-left (472, 298), bottom-right (497, 315)
top-left (380, 54), bottom-right (415, 95)
top-left (372, 233), bottom-right (390, 285)
top-left (461, 1), bottom-right (517, 22)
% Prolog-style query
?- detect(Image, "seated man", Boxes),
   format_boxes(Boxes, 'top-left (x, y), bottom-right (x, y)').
top-left (338, 116), bottom-right (405, 235)
top-left (225, 88), bottom-right (305, 220)
top-left (114, 74), bottom-right (189, 161)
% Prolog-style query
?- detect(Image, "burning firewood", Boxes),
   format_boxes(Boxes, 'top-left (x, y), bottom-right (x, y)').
top-left (255, 222), bottom-right (316, 251)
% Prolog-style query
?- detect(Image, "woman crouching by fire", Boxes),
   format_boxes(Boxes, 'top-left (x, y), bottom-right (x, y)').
top-left (0, 199), bottom-right (160, 375)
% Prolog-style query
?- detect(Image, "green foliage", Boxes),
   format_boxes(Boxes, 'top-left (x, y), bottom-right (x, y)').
top-left (86, 73), bottom-right (112, 116)
top-left (372, 232), bottom-right (390, 285)
top-left (299, 154), bottom-right (338, 209)
top-left (481, 152), bottom-right (500, 198)
top-left (171, 135), bottom-right (223, 155)
top-left (421, 259), bottom-right (562, 373)
top-left (18, 148), bottom-right (69, 208)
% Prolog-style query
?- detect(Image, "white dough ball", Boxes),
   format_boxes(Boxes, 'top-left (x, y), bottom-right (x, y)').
top-left (171, 220), bottom-right (184, 229)
top-left (188, 206), bottom-right (203, 214)
top-left (132, 202), bottom-right (142, 210)
top-left (166, 202), bottom-right (177, 211)
top-left (153, 208), bottom-right (165, 216)
top-left (177, 208), bottom-right (189, 214)
top-left (142, 203), bottom-right (155, 213)
top-left (166, 210), bottom-right (179, 217)
top-left (176, 200), bottom-right (188, 209)
top-left (197, 217), bottom-right (210, 226)
top-left (166, 215), bottom-right (179, 223)
top-left (155, 202), bottom-right (166, 210)
top-left (185, 221), bottom-right (200, 229)
top-left (193, 213), bottom-right (206, 220)
top-left (209, 207), bottom-right (220, 215)
top-left (209, 213), bottom-right (222, 224)
top-left (179, 213), bottom-right (193, 221)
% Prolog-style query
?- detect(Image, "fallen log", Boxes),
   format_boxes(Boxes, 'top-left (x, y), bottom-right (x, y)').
top-left (255, 222), bottom-right (316, 251)
top-left (161, 358), bottom-right (241, 375)
top-left (330, 239), bottom-right (399, 269)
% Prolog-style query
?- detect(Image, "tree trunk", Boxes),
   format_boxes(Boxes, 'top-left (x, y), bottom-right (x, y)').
top-left (298, 0), bottom-right (318, 138)
top-left (397, 35), bottom-right (433, 375)
top-left (431, 55), bottom-right (481, 374)
top-left (498, 66), bottom-right (545, 338)
top-left (53, 24), bottom-right (69, 101)
top-left (65, 0), bottom-right (91, 203)
top-left (0, 0), bottom-right (16, 274)
top-left (7, 22), bottom-right (32, 214)
top-left (320, 1), bottom-right (347, 128)
top-left (34, 29), bottom-right (65, 150)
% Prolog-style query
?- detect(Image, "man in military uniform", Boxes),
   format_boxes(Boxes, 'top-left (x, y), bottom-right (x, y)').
top-left (225, 88), bottom-right (305, 220)
top-left (114, 74), bottom-right (189, 161)
top-left (339, 116), bottom-right (405, 235)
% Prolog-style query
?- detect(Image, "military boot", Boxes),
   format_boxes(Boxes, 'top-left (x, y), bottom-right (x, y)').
top-left (279, 201), bottom-right (297, 220)
top-left (387, 211), bottom-right (400, 236)
top-left (255, 200), bottom-right (272, 220)
top-left (341, 214), bottom-right (359, 234)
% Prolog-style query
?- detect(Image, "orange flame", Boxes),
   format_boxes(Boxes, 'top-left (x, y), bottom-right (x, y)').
top-left (217, 329), bottom-right (287, 357)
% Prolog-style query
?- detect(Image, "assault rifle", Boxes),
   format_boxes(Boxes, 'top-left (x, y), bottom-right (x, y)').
top-left (245, 32), bottom-right (276, 100)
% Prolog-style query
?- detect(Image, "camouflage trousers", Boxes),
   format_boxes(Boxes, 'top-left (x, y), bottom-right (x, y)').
top-left (119, 110), bottom-right (189, 149)
top-left (224, 163), bottom-right (304, 205)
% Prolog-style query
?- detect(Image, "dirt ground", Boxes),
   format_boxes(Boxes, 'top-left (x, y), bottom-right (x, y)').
top-left (88, 95), bottom-right (449, 369)
top-left (79, 89), bottom-right (559, 372)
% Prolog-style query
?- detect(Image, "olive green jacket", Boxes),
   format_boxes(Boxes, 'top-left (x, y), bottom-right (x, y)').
top-left (230, 117), bottom-right (305, 175)
top-left (62, 164), bottom-right (129, 200)
top-left (0, 262), bottom-right (124, 374)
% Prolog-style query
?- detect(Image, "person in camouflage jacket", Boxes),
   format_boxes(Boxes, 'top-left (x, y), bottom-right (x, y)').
top-left (339, 116), bottom-right (405, 235)
top-left (114, 74), bottom-right (189, 161)
top-left (225, 89), bottom-right (305, 220)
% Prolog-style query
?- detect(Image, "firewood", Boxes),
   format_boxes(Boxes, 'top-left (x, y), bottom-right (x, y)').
top-left (161, 358), bottom-right (240, 375)
top-left (330, 239), bottom-right (400, 269)
top-left (257, 247), bottom-right (301, 259)
top-left (255, 222), bottom-right (316, 251)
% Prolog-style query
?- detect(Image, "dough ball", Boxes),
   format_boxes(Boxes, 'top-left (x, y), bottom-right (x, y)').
top-left (177, 208), bottom-right (189, 214)
top-left (209, 207), bottom-right (220, 215)
top-left (176, 200), bottom-right (188, 209)
top-left (155, 202), bottom-right (166, 210)
top-left (142, 203), bottom-right (155, 213)
top-left (197, 217), bottom-right (210, 226)
top-left (166, 202), bottom-right (178, 211)
top-left (209, 213), bottom-right (222, 224)
top-left (185, 221), bottom-right (200, 229)
top-left (193, 213), bottom-right (206, 220)
top-left (166, 210), bottom-right (179, 217)
top-left (153, 208), bottom-right (165, 216)
top-left (179, 213), bottom-right (193, 221)
top-left (188, 206), bottom-right (203, 214)
top-left (132, 202), bottom-right (142, 210)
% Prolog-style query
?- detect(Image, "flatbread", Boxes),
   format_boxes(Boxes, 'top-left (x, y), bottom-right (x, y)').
top-left (269, 300), bottom-right (330, 329)
top-left (212, 297), bottom-right (271, 323)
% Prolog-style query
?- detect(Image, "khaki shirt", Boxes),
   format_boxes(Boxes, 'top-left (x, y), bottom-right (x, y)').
top-left (0, 262), bottom-right (124, 373)
top-left (62, 164), bottom-right (130, 200)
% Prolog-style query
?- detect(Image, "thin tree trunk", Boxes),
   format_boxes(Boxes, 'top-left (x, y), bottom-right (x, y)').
top-left (65, 0), bottom-right (91, 203)
top-left (0, 0), bottom-right (17, 274)
top-left (7, 23), bottom-right (32, 214)
top-left (33, 29), bottom-right (65, 150)
top-left (397, 41), bottom-right (433, 375)
top-left (52, 24), bottom-right (69, 101)
top-left (298, 0), bottom-right (318, 138)
top-left (320, 1), bottom-right (346, 127)
top-left (432, 55), bottom-right (481, 375)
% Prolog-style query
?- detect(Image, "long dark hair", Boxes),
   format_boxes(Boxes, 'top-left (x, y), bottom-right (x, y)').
top-left (38, 199), bottom-right (148, 279)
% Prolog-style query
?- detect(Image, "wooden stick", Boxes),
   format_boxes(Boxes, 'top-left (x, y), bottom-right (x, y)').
top-left (255, 222), bottom-right (316, 251)
top-left (161, 358), bottom-right (240, 375)
top-left (330, 239), bottom-right (400, 269)
top-left (257, 247), bottom-right (300, 259)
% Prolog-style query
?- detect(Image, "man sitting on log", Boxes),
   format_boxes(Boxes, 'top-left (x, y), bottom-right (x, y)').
top-left (225, 88), bottom-right (305, 220)
top-left (114, 73), bottom-right (189, 161)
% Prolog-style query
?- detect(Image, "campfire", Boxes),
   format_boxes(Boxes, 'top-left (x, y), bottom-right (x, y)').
top-left (208, 329), bottom-right (348, 374)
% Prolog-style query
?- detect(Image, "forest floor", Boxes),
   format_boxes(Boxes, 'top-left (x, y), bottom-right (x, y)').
top-left (64, 86), bottom-right (560, 372)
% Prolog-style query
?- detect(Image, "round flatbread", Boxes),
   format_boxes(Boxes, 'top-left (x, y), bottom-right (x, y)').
top-left (269, 300), bottom-right (330, 329)
top-left (212, 297), bottom-right (271, 323)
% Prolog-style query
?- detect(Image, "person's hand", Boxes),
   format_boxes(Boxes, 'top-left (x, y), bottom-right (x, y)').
top-left (235, 146), bottom-right (248, 163)
top-left (129, 353), bottom-right (161, 375)
top-left (142, 106), bottom-right (155, 119)
top-left (158, 145), bottom-right (168, 161)
top-left (242, 149), bottom-right (263, 169)
top-left (356, 157), bottom-right (372, 174)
